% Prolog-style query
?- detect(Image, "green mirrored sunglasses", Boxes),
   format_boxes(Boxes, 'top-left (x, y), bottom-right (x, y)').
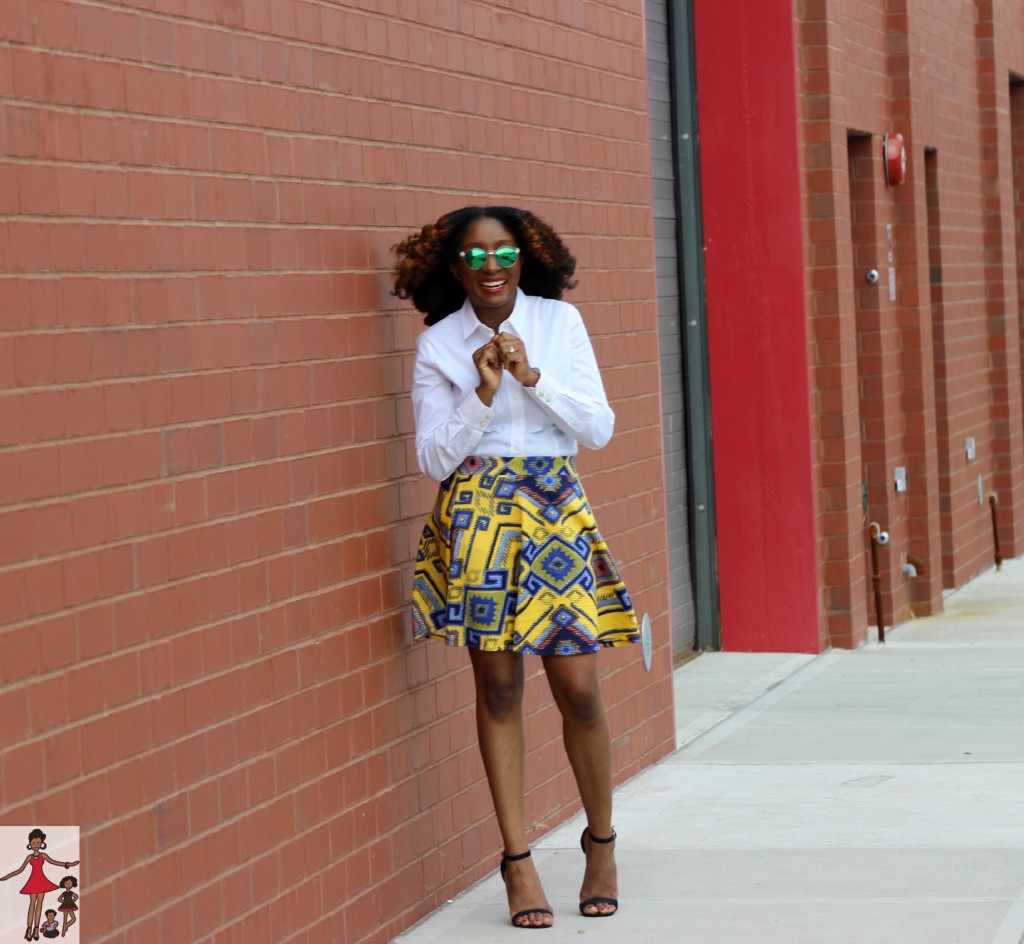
top-left (458, 247), bottom-right (521, 269)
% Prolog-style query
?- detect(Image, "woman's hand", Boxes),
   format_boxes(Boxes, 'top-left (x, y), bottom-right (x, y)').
top-left (495, 332), bottom-right (540, 387)
top-left (473, 335), bottom-right (503, 406)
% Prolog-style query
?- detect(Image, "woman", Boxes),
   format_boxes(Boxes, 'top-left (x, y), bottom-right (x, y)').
top-left (393, 206), bottom-right (639, 928)
top-left (0, 829), bottom-right (79, 941)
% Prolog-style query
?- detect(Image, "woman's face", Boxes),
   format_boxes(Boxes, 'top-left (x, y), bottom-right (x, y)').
top-left (450, 216), bottom-right (521, 325)
top-left (29, 837), bottom-right (42, 852)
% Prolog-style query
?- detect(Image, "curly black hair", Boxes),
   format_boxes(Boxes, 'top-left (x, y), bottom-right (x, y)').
top-left (392, 206), bottom-right (577, 325)
top-left (59, 875), bottom-right (78, 888)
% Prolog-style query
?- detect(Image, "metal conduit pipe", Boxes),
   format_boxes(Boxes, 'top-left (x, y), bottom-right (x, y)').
top-left (868, 522), bottom-right (889, 643)
top-left (989, 493), bottom-right (1002, 572)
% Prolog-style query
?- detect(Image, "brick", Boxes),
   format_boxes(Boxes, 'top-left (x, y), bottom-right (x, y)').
top-left (0, 740), bottom-right (45, 806)
top-left (0, 685), bottom-right (30, 742)
top-left (24, 559), bottom-right (64, 617)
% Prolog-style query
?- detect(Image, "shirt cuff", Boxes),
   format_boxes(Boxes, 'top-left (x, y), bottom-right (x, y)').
top-left (526, 370), bottom-right (558, 406)
top-left (463, 390), bottom-right (495, 430)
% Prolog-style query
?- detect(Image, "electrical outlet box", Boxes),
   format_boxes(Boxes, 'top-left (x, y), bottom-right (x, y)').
top-left (894, 467), bottom-right (907, 493)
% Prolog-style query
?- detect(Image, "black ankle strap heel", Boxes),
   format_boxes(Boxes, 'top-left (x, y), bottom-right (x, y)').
top-left (500, 848), bottom-right (532, 880)
top-left (579, 828), bottom-right (618, 917)
top-left (500, 849), bottom-right (554, 929)
top-left (580, 828), bottom-right (617, 851)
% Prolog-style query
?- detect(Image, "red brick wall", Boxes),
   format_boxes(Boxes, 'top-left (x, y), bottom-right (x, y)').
top-left (798, 1), bottom-right (870, 648)
top-left (797, 0), bottom-right (1024, 645)
top-left (0, 3), bottom-right (674, 942)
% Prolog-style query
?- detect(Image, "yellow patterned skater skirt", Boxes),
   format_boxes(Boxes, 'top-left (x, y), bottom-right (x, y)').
top-left (412, 456), bottom-right (640, 654)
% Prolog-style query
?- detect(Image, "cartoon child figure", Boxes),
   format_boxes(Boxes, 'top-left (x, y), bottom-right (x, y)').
top-left (40, 911), bottom-right (60, 939)
top-left (0, 829), bottom-right (79, 941)
top-left (57, 875), bottom-right (79, 937)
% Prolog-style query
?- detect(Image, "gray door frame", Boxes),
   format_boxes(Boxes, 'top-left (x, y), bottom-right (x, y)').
top-left (666, 0), bottom-right (720, 651)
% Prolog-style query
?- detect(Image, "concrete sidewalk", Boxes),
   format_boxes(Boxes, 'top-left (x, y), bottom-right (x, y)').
top-left (394, 556), bottom-right (1024, 944)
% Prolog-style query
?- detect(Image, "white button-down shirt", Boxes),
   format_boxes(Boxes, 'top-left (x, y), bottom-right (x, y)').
top-left (412, 289), bottom-right (615, 481)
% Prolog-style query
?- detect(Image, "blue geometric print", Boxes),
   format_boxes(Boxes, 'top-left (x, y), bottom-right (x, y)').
top-left (411, 456), bottom-right (640, 654)
top-left (519, 535), bottom-right (592, 595)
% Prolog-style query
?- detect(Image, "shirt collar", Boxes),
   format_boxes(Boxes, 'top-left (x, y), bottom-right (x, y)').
top-left (459, 288), bottom-right (527, 340)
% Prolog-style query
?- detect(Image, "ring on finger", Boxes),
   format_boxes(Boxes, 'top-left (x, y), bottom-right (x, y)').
top-left (508, 345), bottom-right (516, 354)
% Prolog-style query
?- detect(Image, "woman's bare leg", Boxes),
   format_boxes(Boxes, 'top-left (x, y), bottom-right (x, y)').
top-left (468, 648), bottom-right (553, 928)
top-left (542, 653), bottom-right (618, 916)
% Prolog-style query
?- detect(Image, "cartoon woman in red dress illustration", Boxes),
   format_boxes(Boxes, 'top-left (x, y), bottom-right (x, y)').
top-left (0, 829), bottom-right (79, 941)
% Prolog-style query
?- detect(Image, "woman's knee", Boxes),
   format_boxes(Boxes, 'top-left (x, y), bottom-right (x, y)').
top-left (555, 680), bottom-right (603, 728)
top-left (477, 675), bottom-right (523, 717)
top-left (470, 651), bottom-right (524, 718)
top-left (544, 654), bottom-right (605, 727)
